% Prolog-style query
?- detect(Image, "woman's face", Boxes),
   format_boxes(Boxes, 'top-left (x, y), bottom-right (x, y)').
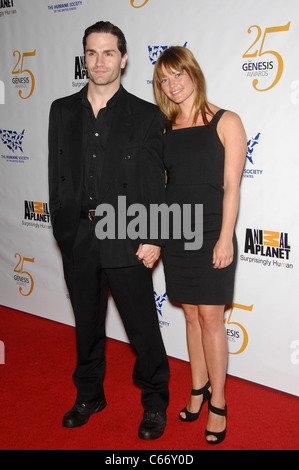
top-left (160, 65), bottom-right (194, 106)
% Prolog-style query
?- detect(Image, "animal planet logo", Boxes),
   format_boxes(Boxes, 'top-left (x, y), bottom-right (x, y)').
top-left (0, 0), bottom-right (17, 18)
top-left (73, 55), bottom-right (89, 88)
top-left (22, 201), bottom-right (51, 229)
top-left (154, 291), bottom-right (169, 329)
top-left (240, 228), bottom-right (293, 269)
top-left (242, 132), bottom-right (263, 179)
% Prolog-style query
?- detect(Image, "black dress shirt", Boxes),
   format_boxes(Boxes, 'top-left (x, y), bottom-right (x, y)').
top-left (81, 85), bottom-right (123, 212)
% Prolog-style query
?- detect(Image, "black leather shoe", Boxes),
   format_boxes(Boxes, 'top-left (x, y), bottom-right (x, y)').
top-left (138, 410), bottom-right (166, 440)
top-left (62, 399), bottom-right (107, 428)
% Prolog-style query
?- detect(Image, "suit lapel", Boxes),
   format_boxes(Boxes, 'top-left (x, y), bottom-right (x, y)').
top-left (62, 89), bottom-right (85, 206)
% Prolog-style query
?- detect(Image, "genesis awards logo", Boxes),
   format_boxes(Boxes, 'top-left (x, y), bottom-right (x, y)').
top-left (13, 252), bottom-right (35, 297)
top-left (224, 303), bottom-right (253, 356)
top-left (242, 22), bottom-right (291, 92)
top-left (11, 49), bottom-right (36, 100)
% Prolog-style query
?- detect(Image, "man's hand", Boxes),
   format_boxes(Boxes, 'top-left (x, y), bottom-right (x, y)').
top-left (136, 244), bottom-right (161, 268)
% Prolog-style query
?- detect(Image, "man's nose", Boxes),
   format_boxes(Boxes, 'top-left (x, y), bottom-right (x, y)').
top-left (96, 53), bottom-right (105, 66)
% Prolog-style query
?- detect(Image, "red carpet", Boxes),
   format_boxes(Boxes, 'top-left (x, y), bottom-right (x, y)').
top-left (0, 305), bottom-right (298, 451)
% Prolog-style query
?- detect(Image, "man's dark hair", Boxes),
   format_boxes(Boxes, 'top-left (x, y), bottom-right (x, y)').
top-left (83, 21), bottom-right (127, 57)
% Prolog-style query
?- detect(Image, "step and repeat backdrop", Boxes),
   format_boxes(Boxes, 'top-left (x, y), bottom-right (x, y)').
top-left (1, 0), bottom-right (298, 396)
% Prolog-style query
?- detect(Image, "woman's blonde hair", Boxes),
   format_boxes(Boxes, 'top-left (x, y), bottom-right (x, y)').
top-left (153, 46), bottom-right (213, 127)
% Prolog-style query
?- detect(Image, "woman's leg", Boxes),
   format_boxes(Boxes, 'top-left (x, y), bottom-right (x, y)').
top-left (198, 304), bottom-right (227, 441)
top-left (180, 303), bottom-right (209, 418)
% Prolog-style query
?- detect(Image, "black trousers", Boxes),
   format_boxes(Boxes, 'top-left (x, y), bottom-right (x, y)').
top-left (61, 219), bottom-right (169, 412)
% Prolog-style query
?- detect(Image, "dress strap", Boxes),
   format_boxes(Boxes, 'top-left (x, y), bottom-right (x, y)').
top-left (210, 109), bottom-right (226, 126)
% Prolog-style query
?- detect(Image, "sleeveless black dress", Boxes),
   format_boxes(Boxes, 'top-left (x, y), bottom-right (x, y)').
top-left (162, 109), bottom-right (237, 305)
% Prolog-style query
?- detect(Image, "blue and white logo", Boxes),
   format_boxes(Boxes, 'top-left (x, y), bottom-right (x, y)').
top-left (0, 128), bottom-right (29, 163)
top-left (154, 291), bottom-right (167, 316)
top-left (246, 132), bottom-right (261, 164)
top-left (148, 46), bottom-right (168, 65)
top-left (148, 42), bottom-right (188, 65)
top-left (243, 132), bottom-right (263, 179)
top-left (154, 291), bottom-right (170, 329)
top-left (0, 129), bottom-right (24, 153)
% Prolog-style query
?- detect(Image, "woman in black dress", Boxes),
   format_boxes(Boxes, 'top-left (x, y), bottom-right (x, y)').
top-left (152, 47), bottom-right (246, 444)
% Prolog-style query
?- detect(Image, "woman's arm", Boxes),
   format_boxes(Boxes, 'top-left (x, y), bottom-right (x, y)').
top-left (213, 111), bottom-right (247, 269)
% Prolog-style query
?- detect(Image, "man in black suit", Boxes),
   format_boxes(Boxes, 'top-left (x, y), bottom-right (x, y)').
top-left (48, 21), bottom-right (169, 440)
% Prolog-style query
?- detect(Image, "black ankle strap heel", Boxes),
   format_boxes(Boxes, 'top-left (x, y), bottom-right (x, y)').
top-left (205, 401), bottom-right (227, 444)
top-left (179, 380), bottom-right (211, 422)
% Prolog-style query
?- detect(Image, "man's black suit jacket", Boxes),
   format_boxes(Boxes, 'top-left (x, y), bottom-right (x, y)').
top-left (48, 85), bottom-right (166, 267)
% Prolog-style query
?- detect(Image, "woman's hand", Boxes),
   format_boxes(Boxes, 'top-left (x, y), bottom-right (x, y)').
top-left (213, 238), bottom-right (234, 269)
top-left (136, 244), bottom-right (161, 268)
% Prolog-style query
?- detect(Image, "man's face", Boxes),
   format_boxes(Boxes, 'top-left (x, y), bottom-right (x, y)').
top-left (85, 32), bottom-right (127, 88)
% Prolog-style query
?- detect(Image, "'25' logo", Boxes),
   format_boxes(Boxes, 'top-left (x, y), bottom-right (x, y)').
top-left (12, 50), bottom-right (36, 99)
top-left (224, 303), bottom-right (253, 355)
top-left (243, 22), bottom-right (291, 91)
top-left (14, 253), bottom-right (35, 296)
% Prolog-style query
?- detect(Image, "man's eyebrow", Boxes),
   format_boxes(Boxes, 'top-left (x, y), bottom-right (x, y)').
top-left (85, 48), bottom-right (117, 53)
